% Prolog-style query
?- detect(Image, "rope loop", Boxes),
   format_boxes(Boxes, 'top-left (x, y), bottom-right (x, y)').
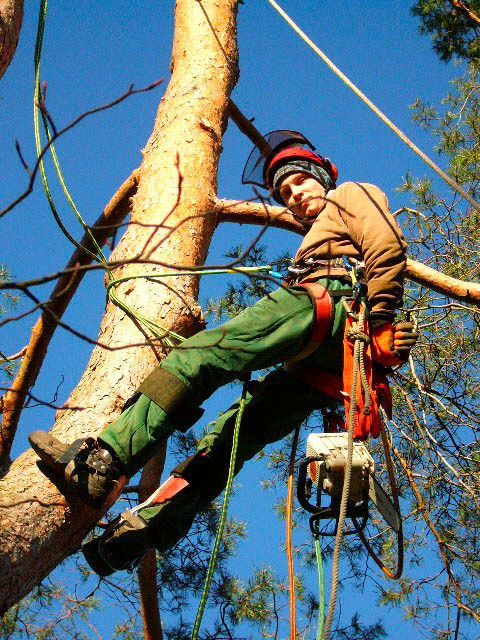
top-left (346, 328), bottom-right (370, 344)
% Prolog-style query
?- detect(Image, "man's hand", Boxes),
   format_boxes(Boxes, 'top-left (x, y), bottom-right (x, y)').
top-left (392, 321), bottom-right (418, 361)
top-left (371, 321), bottom-right (418, 367)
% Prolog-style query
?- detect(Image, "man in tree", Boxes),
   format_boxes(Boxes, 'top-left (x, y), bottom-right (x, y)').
top-left (29, 132), bottom-right (417, 576)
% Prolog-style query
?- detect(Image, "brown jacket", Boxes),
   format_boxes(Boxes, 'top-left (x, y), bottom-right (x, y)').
top-left (294, 182), bottom-right (407, 317)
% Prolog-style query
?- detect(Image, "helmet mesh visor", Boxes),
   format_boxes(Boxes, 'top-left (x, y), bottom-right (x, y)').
top-left (242, 129), bottom-right (315, 187)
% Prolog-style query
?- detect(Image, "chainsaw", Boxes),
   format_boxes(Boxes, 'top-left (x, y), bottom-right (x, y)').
top-left (297, 433), bottom-right (401, 544)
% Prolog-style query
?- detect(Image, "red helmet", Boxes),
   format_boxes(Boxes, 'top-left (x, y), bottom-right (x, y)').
top-left (242, 130), bottom-right (338, 200)
top-left (266, 147), bottom-right (338, 189)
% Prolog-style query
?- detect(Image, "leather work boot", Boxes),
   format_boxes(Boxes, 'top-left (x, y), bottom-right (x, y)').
top-left (82, 511), bottom-right (153, 576)
top-left (28, 431), bottom-right (125, 507)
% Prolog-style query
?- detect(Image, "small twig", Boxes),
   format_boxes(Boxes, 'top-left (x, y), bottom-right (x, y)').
top-left (0, 347), bottom-right (27, 363)
top-left (14, 140), bottom-right (32, 176)
top-left (1, 79), bottom-right (163, 219)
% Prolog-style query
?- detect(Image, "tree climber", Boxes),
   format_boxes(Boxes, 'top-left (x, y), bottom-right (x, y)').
top-left (29, 130), bottom-right (418, 576)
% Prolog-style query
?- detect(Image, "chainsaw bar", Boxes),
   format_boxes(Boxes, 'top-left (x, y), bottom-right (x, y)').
top-left (368, 474), bottom-right (401, 533)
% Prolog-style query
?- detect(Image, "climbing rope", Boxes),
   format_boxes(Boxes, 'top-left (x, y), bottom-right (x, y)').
top-left (34, 0), bottom-right (285, 350)
top-left (106, 265), bottom-right (282, 349)
top-left (322, 301), bottom-right (369, 640)
top-left (314, 536), bottom-right (325, 640)
top-left (286, 424), bottom-right (301, 640)
top-left (191, 376), bottom-right (250, 640)
top-left (34, 0), bottom-right (105, 262)
top-left (266, 0), bottom-right (480, 216)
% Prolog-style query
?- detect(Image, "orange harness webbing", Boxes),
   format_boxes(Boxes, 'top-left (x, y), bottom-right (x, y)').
top-left (285, 286), bottom-right (392, 440)
top-left (342, 304), bottom-right (392, 440)
top-left (287, 282), bottom-right (334, 363)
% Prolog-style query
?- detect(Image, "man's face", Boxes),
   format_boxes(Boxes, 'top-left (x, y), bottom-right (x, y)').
top-left (277, 172), bottom-right (326, 219)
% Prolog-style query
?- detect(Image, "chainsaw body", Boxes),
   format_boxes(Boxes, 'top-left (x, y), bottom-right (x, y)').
top-left (297, 433), bottom-right (400, 537)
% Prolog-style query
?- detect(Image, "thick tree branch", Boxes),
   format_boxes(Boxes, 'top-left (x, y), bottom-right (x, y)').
top-left (216, 198), bottom-right (303, 234)
top-left (0, 0), bottom-right (23, 81)
top-left (0, 169), bottom-right (139, 463)
top-left (449, 0), bottom-right (480, 27)
top-left (227, 100), bottom-right (271, 156)
top-left (137, 446), bottom-right (167, 640)
top-left (215, 198), bottom-right (480, 307)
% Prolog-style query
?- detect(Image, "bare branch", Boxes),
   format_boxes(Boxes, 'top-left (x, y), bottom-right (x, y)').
top-left (449, 0), bottom-right (480, 27)
top-left (392, 442), bottom-right (480, 625)
top-left (0, 347), bottom-right (26, 363)
top-left (0, 169), bottom-right (138, 462)
top-left (215, 198), bottom-right (480, 307)
top-left (0, 80), bottom-right (161, 219)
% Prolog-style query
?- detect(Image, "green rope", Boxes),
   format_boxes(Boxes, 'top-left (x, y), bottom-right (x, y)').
top-left (34, 1), bottom-right (284, 350)
top-left (191, 377), bottom-right (250, 640)
top-left (34, 0), bottom-right (104, 263)
top-left (314, 537), bottom-right (325, 640)
top-left (106, 266), bottom-right (281, 348)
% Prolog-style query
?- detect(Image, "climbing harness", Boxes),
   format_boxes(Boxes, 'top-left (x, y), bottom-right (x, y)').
top-left (282, 263), bottom-right (403, 639)
top-left (286, 257), bottom-right (346, 283)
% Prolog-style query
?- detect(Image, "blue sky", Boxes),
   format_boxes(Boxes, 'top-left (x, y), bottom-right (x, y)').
top-left (0, 0), bottom-right (466, 637)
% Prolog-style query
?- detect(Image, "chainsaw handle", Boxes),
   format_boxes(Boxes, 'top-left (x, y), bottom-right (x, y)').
top-left (297, 456), bottom-right (333, 516)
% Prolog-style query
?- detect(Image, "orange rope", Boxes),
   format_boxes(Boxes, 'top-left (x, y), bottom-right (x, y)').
top-left (286, 426), bottom-right (300, 640)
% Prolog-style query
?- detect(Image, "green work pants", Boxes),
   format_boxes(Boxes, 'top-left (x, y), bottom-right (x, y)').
top-left (99, 278), bottom-right (350, 549)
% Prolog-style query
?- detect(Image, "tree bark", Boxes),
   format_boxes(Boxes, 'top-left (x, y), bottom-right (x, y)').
top-left (0, 0), bottom-right (239, 615)
top-left (0, 0), bottom-right (23, 81)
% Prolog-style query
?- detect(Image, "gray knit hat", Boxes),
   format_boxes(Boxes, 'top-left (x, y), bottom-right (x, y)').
top-left (271, 159), bottom-right (336, 204)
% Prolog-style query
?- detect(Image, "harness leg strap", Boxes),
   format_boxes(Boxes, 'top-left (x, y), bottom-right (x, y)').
top-left (287, 282), bottom-right (334, 363)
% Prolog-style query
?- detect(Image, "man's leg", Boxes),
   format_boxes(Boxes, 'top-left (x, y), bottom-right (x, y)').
top-left (83, 367), bottom-right (332, 574)
top-left (136, 368), bottom-right (330, 552)
top-left (30, 286), bottom-right (315, 506)
top-left (99, 286), bottom-right (315, 476)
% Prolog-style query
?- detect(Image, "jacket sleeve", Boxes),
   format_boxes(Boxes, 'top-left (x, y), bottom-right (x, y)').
top-left (336, 182), bottom-right (407, 318)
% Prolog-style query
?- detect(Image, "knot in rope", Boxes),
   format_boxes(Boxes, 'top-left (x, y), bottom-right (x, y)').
top-left (346, 328), bottom-right (370, 345)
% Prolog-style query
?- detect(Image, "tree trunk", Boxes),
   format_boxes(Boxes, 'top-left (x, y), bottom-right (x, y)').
top-left (0, 0), bottom-right (239, 615)
top-left (0, 0), bottom-right (23, 81)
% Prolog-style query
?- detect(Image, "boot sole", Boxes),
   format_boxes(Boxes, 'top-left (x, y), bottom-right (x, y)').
top-left (28, 431), bottom-right (69, 476)
top-left (29, 431), bottom-right (107, 509)
top-left (82, 539), bottom-right (115, 577)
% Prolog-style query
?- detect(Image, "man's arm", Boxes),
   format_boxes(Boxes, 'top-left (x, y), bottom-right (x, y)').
top-left (336, 182), bottom-right (407, 321)
top-left (337, 182), bottom-right (418, 365)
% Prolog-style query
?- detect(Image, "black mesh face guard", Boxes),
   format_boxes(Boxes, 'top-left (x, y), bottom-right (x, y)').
top-left (242, 129), bottom-right (316, 188)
